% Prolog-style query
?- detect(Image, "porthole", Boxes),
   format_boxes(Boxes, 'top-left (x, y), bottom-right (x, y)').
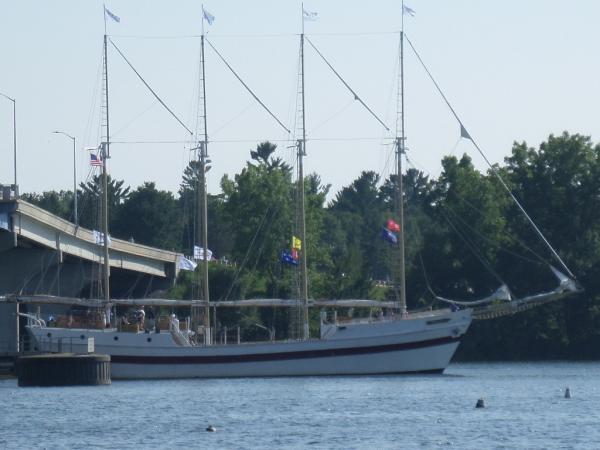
top-left (147, 337), bottom-right (152, 343)
top-left (114, 336), bottom-right (119, 341)
top-left (47, 333), bottom-right (52, 338)
top-left (80, 335), bottom-right (85, 340)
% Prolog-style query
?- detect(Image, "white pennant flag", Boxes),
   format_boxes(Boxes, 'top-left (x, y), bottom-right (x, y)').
top-left (104, 6), bottom-right (121, 23)
top-left (402, 5), bottom-right (416, 17)
top-left (303, 8), bottom-right (318, 21)
top-left (202, 7), bottom-right (215, 25)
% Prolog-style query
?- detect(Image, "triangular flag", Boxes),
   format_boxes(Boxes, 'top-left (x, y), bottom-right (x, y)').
top-left (104, 6), bottom-right (121, 23)
top-left (460, 124), bottom-right (472, 140)
top-left (402, 5), bottom-right (416, 17)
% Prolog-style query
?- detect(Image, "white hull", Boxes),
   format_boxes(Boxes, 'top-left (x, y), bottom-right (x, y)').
top-left (26, 309), bottom-right (471, 379)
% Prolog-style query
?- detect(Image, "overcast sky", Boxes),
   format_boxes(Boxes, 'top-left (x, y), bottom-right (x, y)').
top-left (1, 1), bottom-right (599, 199)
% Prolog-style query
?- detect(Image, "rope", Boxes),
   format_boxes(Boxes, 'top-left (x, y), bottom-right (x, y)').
top-left (404, 153), bottom-right (549, 268)
top-left (109, 38), bottom-right (193, 136)
top-left (404, 34), bottom-right (576, 280)
top-left (438, 206), bottom-right (506, 287)
top-left (304, 36), bottom-right (390, 132)
top-left (205, 38), bottom-right (290, 134)
top-left (443, 200), bottom-right (547, 267)
top-left (223, 205), bottom-right (273, 301)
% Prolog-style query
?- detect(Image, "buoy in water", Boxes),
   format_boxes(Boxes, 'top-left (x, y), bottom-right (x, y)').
top-left (475, 398), bottom-right (485, 408)
top-left (206, 425), bottom-right (216, 432)
top-left (564, 387), bottom-right (571, 399)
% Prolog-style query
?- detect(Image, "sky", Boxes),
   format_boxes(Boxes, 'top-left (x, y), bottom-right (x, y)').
top-left (0, 1), bottom-right (599, 200)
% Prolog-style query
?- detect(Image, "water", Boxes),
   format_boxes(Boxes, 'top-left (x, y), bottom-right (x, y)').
top-left (1, 362), bottom-right (599, 449)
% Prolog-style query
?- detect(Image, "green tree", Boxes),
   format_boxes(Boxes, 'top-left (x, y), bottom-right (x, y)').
top-left (112, 182), bottom-right (181, 249)
top-left (421, 154), bottom-right (509, 301)
top-left (178, 159), bottom-right (232, 259)
top-left (21, 190), bottom-right (73, 221)
top-left (77, 175), bottom-right (130, 231)
top-left (221, 149), bottom-right (293, 299)
top-left (327, 171), bottom-right (386, 298)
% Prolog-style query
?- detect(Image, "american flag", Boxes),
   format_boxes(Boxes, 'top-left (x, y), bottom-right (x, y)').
top-left (90, 153), bottom-right (103, 166)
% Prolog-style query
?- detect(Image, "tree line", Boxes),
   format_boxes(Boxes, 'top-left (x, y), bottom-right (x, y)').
top-left (22, 133), bottom-right (600, 359)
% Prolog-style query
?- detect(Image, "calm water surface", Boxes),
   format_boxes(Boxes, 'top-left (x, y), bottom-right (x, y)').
top-left (1, 362), bottom-right (598, 449)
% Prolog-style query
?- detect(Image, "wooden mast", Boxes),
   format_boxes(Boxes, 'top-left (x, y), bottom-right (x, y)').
top-left (299, 3), bottom-right (309, 339)
top-left (102, 30), bottom-right (111, 318)
top-left (198, 9), bottom-right (211, 345)
top-left (396, 1), bottom-right (407, 315)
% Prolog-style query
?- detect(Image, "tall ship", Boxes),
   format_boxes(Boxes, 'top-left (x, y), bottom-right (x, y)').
top-left (21, 4), bottom-right (578, 379)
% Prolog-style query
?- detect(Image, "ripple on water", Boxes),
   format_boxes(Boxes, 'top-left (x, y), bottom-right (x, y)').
top-left (2, 362), bottom-right (600, 449)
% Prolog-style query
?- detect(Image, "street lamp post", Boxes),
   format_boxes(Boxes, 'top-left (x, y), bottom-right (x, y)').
top-left (0, 93), bottom-right (16, 189)
top-left (52, 131), bottom-right (78, 226)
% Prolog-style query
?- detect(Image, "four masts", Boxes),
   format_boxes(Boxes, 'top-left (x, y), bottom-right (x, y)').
top-left (96, 4), bottom-right (574, 342)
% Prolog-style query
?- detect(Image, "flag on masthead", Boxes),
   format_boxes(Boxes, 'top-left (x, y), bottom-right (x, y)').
top-left (104, 6), bottom-right (120, 23)
top-left (402, 5), bottom-right (416, 16)
top-left (303, 8), bottom-right (318, 21)
top-left (203, 7), bottom-right (215, 25)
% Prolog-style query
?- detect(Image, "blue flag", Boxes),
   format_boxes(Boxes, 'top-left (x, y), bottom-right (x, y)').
top-left (381, 227), bottom-right (398, 244)
top-left (281, 251), bottom-right (299, 266)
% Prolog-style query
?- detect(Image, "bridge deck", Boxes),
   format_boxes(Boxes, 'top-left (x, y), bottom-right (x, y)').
top-left (0, 197), bottom-right (181, 278)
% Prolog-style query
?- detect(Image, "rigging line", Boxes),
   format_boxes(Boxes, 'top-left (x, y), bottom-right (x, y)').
top-left (403, 154), bottom-right (547, 266)
top-left (442, 185), bottom-right (550, 266)
top-left (306, 31), bottom-right (400, 37)
top-left (111, 101), bottom-right (158, 138)
top-left (124, 273), bottom-right (144, 299)
top-left (222, 205), bottom-right (273, 301)
top-left (108, 136), bottom-right (394, 144)
top-left (442, 201), bottom-right (546, 267)
top-left (438, 206), bottom-right (507, 287)
top-left (304, 36), bottom-right (390, 132)
top-left (143, 275), bottom-right (155, 298)
top-left (404, 34), bottom-right (576, 280)
top-left (83, 47), bottom-right (104, 156)
top-left (418, 252), bottom-right (439, 300)
top-left (205, 38), bottom-right (291, 134)
top-left (309, 99), bottom-right (355, 134)
top-left (108, 38), bottom-right (194, 136)
top-left (110, 31), bottom-right (398, 39)
top-left (211, 102), bottom-right (256, 137)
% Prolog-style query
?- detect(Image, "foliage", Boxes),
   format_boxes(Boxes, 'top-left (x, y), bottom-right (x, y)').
top-left (21, 190), bottom-right (74, 222)
top-left (77, 174), bottom-right (130, 230)
top-left (112, 182), bottom-right (181, 249)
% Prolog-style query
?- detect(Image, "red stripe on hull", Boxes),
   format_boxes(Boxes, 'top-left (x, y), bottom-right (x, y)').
top-left (111, 335), bottom-right (462, 365)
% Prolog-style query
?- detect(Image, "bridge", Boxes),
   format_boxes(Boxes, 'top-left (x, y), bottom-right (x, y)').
top-left (0, 184), bottom-right (190, 358)
top-left (0, 185), bottom-right (183, 299)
